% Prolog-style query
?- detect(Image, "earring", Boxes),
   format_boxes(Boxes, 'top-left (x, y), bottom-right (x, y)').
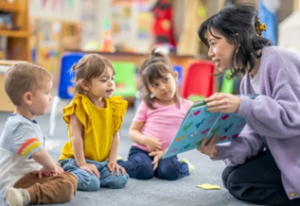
top-left (235, 48), bottom-right (239, 54)
top-left (150, 93), bottom-right (155, 99)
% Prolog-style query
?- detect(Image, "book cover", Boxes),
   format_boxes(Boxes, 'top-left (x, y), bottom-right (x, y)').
top-left (163, 94), bottom-right (257, 159)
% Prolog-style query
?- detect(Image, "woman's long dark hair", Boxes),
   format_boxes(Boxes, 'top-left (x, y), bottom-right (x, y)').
top-left (198, 4), bottom-right (271, 77)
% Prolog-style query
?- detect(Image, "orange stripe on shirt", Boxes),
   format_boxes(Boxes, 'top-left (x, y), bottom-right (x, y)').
top-left (17, 138), bottom-right (39, 155)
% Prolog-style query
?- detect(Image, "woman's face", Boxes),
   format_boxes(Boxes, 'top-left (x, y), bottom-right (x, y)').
top-left (206, 28), bottom-right (236, 72)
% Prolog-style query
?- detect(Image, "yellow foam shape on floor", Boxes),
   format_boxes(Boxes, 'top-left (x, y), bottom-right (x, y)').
top-left (197, 183), bottom-right (221, 190)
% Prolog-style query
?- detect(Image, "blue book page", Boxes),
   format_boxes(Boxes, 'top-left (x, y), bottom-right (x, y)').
top-left (163, 104), bottom-right (220, 159)
top-left (206, 113), bottom-right (246, 143)
top-left (163, 94), bottom-right (257, 159)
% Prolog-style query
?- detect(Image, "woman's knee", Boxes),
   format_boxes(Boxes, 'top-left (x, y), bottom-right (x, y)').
top-left (225, 169), bottom-right (247, 200)
top-left (222, 166), bottom-right (236, 189)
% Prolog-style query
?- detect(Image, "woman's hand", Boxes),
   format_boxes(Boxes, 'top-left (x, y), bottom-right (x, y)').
top-left (198, 134), bottom-right (219, 158)
top-left (205, 93), bottom-right (241, 113)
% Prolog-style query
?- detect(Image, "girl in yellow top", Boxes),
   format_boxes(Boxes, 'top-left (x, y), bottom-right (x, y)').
top-left (58, 54), bottom-right (129, 191)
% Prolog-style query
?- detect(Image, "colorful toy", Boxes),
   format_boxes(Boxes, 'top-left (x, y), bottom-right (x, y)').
top-left (197, 184), bottom-right (221, 190)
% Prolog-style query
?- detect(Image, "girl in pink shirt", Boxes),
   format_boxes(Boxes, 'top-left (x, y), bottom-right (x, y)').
top-left (118, 50), bottom-right (194, 180)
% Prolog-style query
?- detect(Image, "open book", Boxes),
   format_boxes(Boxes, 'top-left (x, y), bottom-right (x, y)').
top-left (163, 94), bottom-right (257, 159)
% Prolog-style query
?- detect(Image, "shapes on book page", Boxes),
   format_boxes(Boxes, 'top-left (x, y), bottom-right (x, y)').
top-left (208, 115), bottom-right (217, 124)
top-left (212, 125), bottom-right (221, 135)
top-left (221, 114), bottom-right (229, 120)
top-left (195, 140), bottom-right (202, 147)
top-left (219, 135), bottom-right (227, 141)
top-left (224, 123), bottom-right (233, 133)
top-left (193, 110), bottom-right (201, 116)
top-left (232, 134), bottom-right (239, 139)
top-left (201, 128), bottom-right (210, 134)
top-left (183, 144), bottom-right (190, 149)
top-left (176, 135), bottom-right (186, 141)
top-left (189, 131), bottom-right (198, 137)
top-left (171, 148), bottom-right (178, 153)
top-left (195, 118), bottom-right (205, 128)
top-left (183, 122), bottom-right (193, 131)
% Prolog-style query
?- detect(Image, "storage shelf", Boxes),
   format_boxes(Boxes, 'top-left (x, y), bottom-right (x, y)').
top-left (0, 30), bottom-right (28, 38)
top-left (0, 1), bottom-right (20, 12)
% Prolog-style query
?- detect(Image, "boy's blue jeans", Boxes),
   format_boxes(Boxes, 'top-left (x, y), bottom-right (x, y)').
top-left (59, 158), bottom-right (129, 191)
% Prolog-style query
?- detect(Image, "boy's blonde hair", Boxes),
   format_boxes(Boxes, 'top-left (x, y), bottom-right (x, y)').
top-left (71, 54), bottom-right (115, 94)
top-left (5, 63), bottom-right (52, 106)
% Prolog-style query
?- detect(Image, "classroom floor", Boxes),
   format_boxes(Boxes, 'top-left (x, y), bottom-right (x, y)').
top-left (0, 106), bottom-right (262, 206)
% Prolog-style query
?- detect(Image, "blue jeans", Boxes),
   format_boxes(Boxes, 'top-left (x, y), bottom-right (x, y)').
top-left (118, 146), bottom-right (189, 180)
top-left (59, 159), bottom-right (129, 191)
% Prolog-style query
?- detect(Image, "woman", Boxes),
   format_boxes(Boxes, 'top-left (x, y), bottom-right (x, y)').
top-left (198, 4), bottom-right (300, 206)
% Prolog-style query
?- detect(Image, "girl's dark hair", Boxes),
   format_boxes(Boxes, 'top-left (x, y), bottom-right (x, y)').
top-left (140, 49), bottom-right (180, 109)
top-left (198, 4), bottom-right (272, 77)
top-left (71, 54), bottom-right (115, 94)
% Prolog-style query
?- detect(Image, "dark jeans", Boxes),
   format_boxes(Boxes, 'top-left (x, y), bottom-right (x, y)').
top-left (118, 146), bottom-right (189, 180)
top-left (222, 150), bottom-right (300, 206)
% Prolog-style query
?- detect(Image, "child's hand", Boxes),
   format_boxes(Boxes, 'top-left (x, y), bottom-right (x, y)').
top-left (79, 163), bottom-right (100, 178)
top-left (145, 137), bottom-right (162, 152)
top-left (149, 150), bottom-right (165, 171)
top-left (107, 162), bottom-right (126, 176)
top-left (38, 165), bottom-right (64, 179)
top-left (52, 166), bottom-right (64, 176)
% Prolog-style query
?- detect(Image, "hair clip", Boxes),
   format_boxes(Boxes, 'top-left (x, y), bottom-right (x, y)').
top-left (260, 23), bottom-right (266, 32)
top-left (254, 17), bottom-right (266, 37)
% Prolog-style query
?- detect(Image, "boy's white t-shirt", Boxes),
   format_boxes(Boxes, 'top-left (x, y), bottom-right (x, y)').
top-left (0, 114), bottom-right (44, 199)
top-left (133, 98), bottom-right (193, 152)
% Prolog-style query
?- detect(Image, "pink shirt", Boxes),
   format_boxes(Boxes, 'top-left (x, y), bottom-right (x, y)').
top-left (133, 99), bottom-right (193, 152)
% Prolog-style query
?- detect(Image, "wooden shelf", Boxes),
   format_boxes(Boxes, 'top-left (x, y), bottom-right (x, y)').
top-left (0, 1), bottom-right (20, 12)
top-left (0, 0), bottom-right (30, 62)
top-left (0, 30), bottom-right (29, 38)
top-left (0, 0), bottom-right (29, 112)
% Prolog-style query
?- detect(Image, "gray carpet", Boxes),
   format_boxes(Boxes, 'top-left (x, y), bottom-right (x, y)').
top-left (0, 108), bottom-right (261, 206)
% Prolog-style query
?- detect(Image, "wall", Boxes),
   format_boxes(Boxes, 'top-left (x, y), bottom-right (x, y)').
top-left (29, 0), bottom-right (81, 20)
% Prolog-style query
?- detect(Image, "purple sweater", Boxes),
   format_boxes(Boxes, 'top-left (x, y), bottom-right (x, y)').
top-left (215, 46), bottom-right (300, 200)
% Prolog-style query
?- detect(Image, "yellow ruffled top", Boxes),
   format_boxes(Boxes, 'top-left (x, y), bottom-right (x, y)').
top-left (58, 94), bottom-right (127, 162)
